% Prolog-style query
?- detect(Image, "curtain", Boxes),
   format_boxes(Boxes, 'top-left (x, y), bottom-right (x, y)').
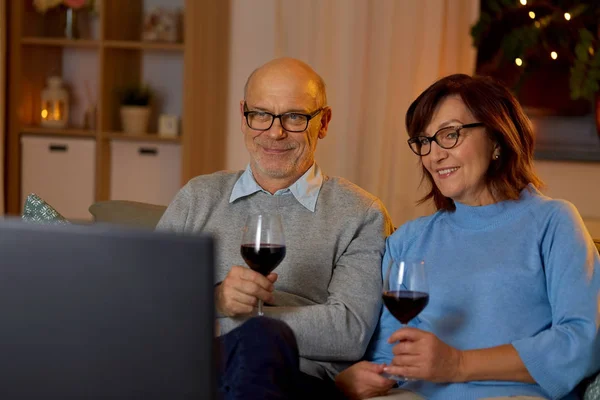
top-left (0, 0), bottom-right (6, 215)
top-left (226, 0), bottom-right (479, 226)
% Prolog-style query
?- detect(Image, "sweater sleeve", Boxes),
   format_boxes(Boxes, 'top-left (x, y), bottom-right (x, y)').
top-left (155, 183), bottom-right (192, 232)
top-left (511, 202), bottom-right (600, 399)
top-left (263, 199), bottom-right (393, 362)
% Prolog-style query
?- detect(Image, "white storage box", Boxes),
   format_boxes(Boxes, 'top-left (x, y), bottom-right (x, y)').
top-left (110, 141), bottom-right (181, 206)
top-left (21, 135), bottom-right (96, 221)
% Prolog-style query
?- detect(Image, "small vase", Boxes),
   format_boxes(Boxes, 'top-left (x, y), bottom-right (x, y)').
top-left (65, 7), bottom-right (80, 39)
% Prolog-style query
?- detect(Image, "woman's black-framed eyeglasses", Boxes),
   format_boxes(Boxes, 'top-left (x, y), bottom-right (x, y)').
top-left (243, 104), bottom-right (324, 133)
top-left (407, 122), bottom-right (484, 156)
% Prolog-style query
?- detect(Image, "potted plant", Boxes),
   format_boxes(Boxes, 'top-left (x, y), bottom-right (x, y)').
top-left (470, 1), bottom-right (600, 117)
top-left (119, 85), bottom-right (152, 134)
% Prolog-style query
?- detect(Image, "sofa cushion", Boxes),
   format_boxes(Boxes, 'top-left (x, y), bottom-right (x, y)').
top-left (88, 200), bottom-right (167, 230)
top-left (22, 193), bottom-right (69, 224)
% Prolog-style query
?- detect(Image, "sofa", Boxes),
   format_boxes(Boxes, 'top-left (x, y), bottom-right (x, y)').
top-left (86, 200), bottom-right (600, 399)
top-left (88, 200), bottom-right (167, 230)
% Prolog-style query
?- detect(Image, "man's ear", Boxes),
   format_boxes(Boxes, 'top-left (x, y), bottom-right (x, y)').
top-left (318, 107), bottom-right (332, 139)
top-left (240, 100), bottom-right (246, 131)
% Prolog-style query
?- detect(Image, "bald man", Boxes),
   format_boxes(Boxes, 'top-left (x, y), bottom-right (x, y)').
top-left (158, 58), bottom-right (393, 397)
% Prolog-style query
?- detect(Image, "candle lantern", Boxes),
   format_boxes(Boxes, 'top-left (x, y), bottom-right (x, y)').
top-left (40, 77), bottom-right (69, 128)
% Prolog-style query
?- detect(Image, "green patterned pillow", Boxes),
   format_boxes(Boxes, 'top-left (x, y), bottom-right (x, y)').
top-left (22, 193), bottom-right (69, 224)
top-left (585, 373), bottom-right (600, 400)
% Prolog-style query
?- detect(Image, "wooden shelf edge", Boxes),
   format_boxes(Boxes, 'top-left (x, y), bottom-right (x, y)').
top-left (20, 126), bottom-right (97, 137)
top-left (21, 37), bottom-right (100, 48)
top-left (102, 132), bottom-right (181, 143)
top-left (103, 40), bottom-right (184, 51)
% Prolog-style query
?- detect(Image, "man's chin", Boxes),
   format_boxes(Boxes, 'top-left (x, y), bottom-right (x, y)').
top-left (254, 164), bottom-right (294, 180)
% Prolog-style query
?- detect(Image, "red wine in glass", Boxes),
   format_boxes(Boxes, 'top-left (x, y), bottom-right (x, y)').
top-left (382, 259), bottom-right (428, 381)
top-left (240, 214), bottom-right (286, 316)
top-left (240, 244), bottom-right (286, 276)
top-left (382, 290), bottom-right (429, 324)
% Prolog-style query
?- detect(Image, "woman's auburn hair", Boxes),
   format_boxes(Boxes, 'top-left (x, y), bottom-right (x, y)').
top-left (405, 73), bottom-right (543, 211)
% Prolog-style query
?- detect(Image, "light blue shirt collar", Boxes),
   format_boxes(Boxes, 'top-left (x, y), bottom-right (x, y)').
top-left (229, 163), bottom-right (323, 212)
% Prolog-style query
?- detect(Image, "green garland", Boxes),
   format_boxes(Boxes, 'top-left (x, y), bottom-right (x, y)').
top-left (470, 0), bottom-right (599, 100)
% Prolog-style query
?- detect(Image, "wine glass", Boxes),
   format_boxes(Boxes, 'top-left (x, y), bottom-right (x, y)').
top-left (240, 213), bottom-right (286, 316)
top-left (382, 258), bottom-right (429, 380)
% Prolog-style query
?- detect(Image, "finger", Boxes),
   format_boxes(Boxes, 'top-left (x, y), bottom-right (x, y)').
top-left (383, 364), bottom-right (422, 380)
top-left (365, 373), bottom-right (397, 389)
top-left (391, 340), bottom-right (419, 356)
top-left (355, 361), bottom-right (387, 373)
top-left (266, 272), bottom-right (278, 283)
top-left (239, 279), bottom-right (274, 301)
top-left (388, 327), bottom-right (426, 343)
top-left (391, 354), bottom-right (421, 367)
top-left (229, 289), bottom-right (258, 307)
top-left (219, 286), bottom-right (257, 316)
top-left (240, 268), bottom-right (275, 291)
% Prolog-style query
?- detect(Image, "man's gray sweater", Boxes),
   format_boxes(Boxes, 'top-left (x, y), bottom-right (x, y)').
top-left (157, 170), bottom-right (393, 379)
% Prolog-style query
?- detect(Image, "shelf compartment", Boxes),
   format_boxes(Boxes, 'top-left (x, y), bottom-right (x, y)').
top-left (21, 126), bottom-right (97, 138)
top-left (21, 37), bottom-right (100, 48)
top-left (102, 131), bottom-right (181, 143)
top-left (103, 40), bottom-right (183, 51)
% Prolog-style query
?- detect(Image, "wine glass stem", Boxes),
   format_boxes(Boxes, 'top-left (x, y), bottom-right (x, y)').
top-left (258, 299), bottom-right (264, 316)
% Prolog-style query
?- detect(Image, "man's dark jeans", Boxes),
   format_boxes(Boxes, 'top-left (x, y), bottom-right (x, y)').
top-left (217, 317), bottom-right (345, 400)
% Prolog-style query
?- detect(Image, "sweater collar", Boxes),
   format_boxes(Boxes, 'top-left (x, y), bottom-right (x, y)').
top-left (445, 184), bottom-right (540, 229)
top-left (229, 163), bottom-right (323, 212)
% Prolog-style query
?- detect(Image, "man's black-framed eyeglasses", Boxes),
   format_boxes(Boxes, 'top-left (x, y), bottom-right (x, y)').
top-left (407, 122), bottom-right (485, 156)
top-left (243, 104), bottom-right (324, 133)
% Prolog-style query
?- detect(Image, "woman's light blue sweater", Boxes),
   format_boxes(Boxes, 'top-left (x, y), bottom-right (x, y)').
top-left (366, 185), bottom-right (600, 400)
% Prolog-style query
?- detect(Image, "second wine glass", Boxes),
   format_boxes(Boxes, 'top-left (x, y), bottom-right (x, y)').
top-left (382, 258), bottom-right (429, 381)
top-left (240, 213), bottom-right (286, 316)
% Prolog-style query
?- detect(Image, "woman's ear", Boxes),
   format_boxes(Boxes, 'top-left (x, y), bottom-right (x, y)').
top-left (493, 144), bottom-right (501, 160)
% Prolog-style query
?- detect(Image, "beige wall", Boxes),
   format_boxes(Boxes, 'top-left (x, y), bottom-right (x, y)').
top-left (0, 0), bottom-right (6, 215)
top-left (536, 160), bottom-right (600, 238)
top-left (224, 1), bottom-right (600, 238)
top-left (226, 0), bottom-right (277, 171)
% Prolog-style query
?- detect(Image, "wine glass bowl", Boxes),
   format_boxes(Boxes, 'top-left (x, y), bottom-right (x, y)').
top-left (240, 213), bottom-right (286, 316)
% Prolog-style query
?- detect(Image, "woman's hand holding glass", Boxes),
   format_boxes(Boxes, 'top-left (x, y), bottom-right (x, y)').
top-left (381, 259), bottom-right (429, 381)
top-left (384, 327), bottom-right (464, 383)
top-left (380, 259), bottom-right (464, 382)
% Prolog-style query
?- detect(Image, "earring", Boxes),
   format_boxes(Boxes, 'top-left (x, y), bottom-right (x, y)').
top-left (494, 154), bottom-right (500, 160)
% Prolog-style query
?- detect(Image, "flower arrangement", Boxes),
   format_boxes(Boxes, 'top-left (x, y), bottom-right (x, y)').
top-left (33, 0), bottom-right (92, 13)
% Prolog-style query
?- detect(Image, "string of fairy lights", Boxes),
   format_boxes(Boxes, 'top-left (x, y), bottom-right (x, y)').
top-left (514, 0), bottom-right (590, 67)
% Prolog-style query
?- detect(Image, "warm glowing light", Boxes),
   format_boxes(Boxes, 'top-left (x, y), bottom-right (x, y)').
top-left (590, 47), bottom-right (595, 56)
top-left (551, 51), bottom-right (558, 60)
top-left (515, 58), bottom-right (523, 66)
top-left (564, 13), bottom-right (571, 20)
top-left (534, 21), bottom-right (541, 28)
top-left (41, 109), bottom-right (48, 119)
top-left (520, 0), bottom-right (527, 5)
top-left (529, 11), bottom-right (536, 19)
